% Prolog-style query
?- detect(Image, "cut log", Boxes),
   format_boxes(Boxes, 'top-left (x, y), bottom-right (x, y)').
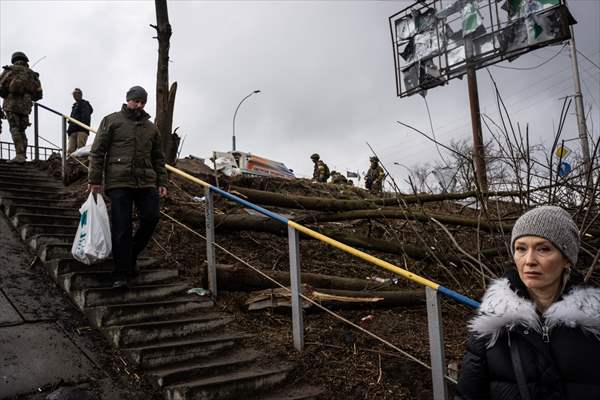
top-left (298, 209), bottom-right (513, 233)
top-left (245, 285), bottom-right (313, 311)
top-left (229, 185), bottom-right (526, 212)
top-left (244, 285), bottom-right (424, 311)
top-left (216, 264), bottom-right (400, 292)
top-left (313, 288), bottom-right (424, 307)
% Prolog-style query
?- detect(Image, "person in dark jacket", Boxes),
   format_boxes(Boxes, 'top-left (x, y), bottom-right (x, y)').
top-left (456, 206), bottom-right (600, 400)
top-left (89, 86), bottom-right (168, 288)
top-left (67, 88), bottom-right (93, 155)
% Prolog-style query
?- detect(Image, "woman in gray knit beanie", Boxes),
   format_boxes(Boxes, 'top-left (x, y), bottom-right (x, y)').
top-left (456, 206), bottom-right (600, 400)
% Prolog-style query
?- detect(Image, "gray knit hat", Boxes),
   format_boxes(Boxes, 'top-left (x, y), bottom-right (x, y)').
top-left (510, 206), bottom-right (579, 265)
top-left (126, 86), bottom-right (148, 102)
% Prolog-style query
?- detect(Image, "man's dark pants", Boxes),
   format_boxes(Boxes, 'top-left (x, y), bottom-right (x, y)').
top-left (106, 187), bottom-right (160, 280)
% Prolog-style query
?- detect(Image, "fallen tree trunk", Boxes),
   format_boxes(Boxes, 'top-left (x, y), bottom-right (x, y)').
top-left (313, 288), bottom-right (424, 307)
top-left (298, 209), bottom-right (513, 232)
top-left (216, 264), bottom-right (404, 292)
top-left (245, 285), bottom-right (424, 310)
top-left (229, 185), bottom-right (525, 212)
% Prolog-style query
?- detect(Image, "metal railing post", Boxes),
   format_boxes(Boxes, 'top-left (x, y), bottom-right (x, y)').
top-left (61, 117), bottom-right (67, 184)
top-left (426, 287), bottom-right (448, 400)
top-left (205, 187), bottom-right (217, 296)
top-left (34, 103), bottom-right (39, 161)
top-left (287, 226), bottom-right (304, 351)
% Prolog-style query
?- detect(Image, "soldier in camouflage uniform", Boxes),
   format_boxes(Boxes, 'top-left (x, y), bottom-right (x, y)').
top-left (365, 156), bottom-right (385, 194)
top-left (330, 170), bottom-right (349, 185)
top-left (0, 52), bottom-right (43, 163)
top-left (0, 105), bottom-right (4, 136)
top-left (310, 153), bottom-right (330, 183)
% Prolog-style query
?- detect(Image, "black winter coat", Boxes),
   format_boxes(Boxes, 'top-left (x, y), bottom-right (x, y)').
top-left (67, 99), bottom-right (93, 134)
top-left (456, 269), bottom-right (600, 400)
top-left (89, 105), bottom-right (167, 191)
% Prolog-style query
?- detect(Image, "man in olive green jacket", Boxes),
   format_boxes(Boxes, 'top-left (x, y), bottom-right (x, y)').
top-left (89, 86), bottom-right (168, 288)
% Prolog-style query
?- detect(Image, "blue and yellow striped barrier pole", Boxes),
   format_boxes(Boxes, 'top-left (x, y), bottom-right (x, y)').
top-left (166, 165), bottom-right (480, 309)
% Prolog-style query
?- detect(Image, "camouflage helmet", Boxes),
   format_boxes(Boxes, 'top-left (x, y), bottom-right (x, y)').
top-left (370, 156), bottom-right (379, 163)
top-left (310, 153), bottom-right (320, 160)
top-left (11, 51), bottom-right (29, 64)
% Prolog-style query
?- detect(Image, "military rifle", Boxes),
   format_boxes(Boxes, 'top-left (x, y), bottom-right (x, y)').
top-left (0, 105), bottom-right (4, 136)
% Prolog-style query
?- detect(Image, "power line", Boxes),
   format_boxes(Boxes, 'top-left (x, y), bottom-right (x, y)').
top-left (491, 44), bottom-right (567, 71)
top-left (577, 49), bottom-right (600, 71)
top-left (414, 61), bottom-right (598, 141)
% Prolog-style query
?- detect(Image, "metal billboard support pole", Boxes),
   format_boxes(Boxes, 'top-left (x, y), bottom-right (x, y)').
top-left (565, 8), bottom-right (591, 172)
top-left (205, 187), bottom-right (217, 297)
top-left (466, 66), bottom-right (488, 193)
top-left (464, 36), bottom-right (488, 193)
top-left (288, 226), bottom-right (304, 351)
top-left (33, 103), bottom-right (39, 161)
top-left (426, 287), bottom-right (448, 400)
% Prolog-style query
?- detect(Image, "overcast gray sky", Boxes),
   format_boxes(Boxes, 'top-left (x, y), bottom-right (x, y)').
top-left (1, 0), bottom-right (599, 189)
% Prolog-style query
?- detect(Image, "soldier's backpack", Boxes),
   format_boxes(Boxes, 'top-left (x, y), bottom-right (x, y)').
top-left (0, 66), bottom-right (10, 98)
top-left (8, 66), bottom-right (35, 95)
top-left (322, 162), bottom-right (330, 181)
top-left (0, 65), bottom-right (41, 99)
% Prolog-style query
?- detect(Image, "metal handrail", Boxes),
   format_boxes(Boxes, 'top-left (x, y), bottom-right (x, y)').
top-left (34, 102), bottom-right (96, 182)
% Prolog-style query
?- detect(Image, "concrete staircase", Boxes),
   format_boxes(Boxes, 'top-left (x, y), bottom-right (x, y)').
top-left (0, 160), bottom-right (322, 400)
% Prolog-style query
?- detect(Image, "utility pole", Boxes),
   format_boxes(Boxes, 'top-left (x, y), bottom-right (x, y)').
top-left (566, 9), bottom-right (591, 172)
top-left (465, 37), bottom-right (488, 192)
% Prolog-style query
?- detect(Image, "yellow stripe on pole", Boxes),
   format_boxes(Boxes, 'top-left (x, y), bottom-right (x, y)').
top-left (64, 115), bottom-right (96, 133)
top-left (287, 220), bottom-right (440, 290)
top-left (166, 164), bottom-right (211, 188)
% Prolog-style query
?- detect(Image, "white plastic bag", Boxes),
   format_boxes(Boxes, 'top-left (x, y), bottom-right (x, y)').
top-left (71, 193), bottom-right (112, 264)
top-left (70, 143), bottom-right (92, 158)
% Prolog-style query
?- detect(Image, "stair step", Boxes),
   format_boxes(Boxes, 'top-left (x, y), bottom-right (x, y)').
top-left (71, 282), bottom-right (190, 308)
top-left (0, 176), bottom-right (63, 188)
top-left (45, 257), bottom-right (159, 279)
top-left (0, 195), bottom-right (76, 209)
top-left (123, 333), bottom-right (253, 369)
top-left (6, 204), bottom-right (79, 218)
top-left (13, 213), bottom-right (79, 229)
top-left (0, 167), bottom-right (47, 177)
top-left (0, 161), bottom-right (42, 170)
top-left (28, 233), bottom-right (74, 251)
top-left (58, 269), bottom-right (179, 291)
top-left (103, 314), bottom-right (234, 347)
top-left (85, 297), bottom-right (214, 328)
top-left (39, 242), bottom-right (74, 262)
top-left (21, 223), bottom-right (78, 240)
top-left (0, 187), bottom-right (65, 199)
top-left (147, 349), bottom-right (261, 387)
top-left (165, 363), bottom-right (295, 400)
top-left (0, 171), bottom-right (58, 181)
top-left (0, 181), bottom-right (63, 192)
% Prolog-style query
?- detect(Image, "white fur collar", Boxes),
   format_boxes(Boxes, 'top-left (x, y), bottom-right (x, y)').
top-left (469, 278), bottom-right (600, 346)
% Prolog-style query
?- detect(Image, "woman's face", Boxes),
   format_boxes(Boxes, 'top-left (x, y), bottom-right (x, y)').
top-left (514, 236), bottom-right (569, 294)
